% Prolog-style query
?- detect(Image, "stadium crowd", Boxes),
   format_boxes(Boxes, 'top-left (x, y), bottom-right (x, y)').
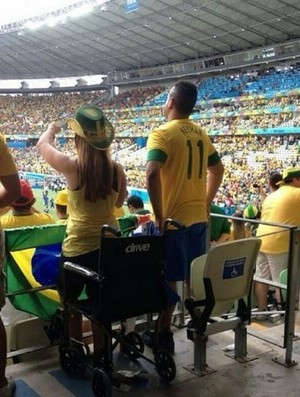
top-left (6, 133), bottom-right (299, 214)
top-left (0, 63), bottom-right (300, 215)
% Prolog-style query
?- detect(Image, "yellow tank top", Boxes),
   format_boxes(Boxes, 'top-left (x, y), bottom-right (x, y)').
top-left (63, 188), bottom-right (118, 257)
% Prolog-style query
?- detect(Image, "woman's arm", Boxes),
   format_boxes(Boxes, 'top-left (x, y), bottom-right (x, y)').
top-left (114, 163), bottom-right (127, 208)
top-left (0, 174), bottom-right (21, 209)
top-left (36, 122), bottom-right (77, 185)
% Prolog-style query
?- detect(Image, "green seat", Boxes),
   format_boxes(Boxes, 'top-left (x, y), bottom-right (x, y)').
top-left (279, 268), bottom-right (288, 302)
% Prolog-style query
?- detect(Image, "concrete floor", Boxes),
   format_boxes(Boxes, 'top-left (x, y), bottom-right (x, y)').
top-left (5, 313), bottom-right (300, 397)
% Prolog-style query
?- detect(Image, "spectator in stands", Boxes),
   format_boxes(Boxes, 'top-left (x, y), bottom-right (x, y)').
top-left (125, 194), bottom-right (159, 236)
top-left (229, 211), bottom-right (251, 240)
top-left (210, 203), bottom-right (231, 245)
top-left (36, 105), bottom-right (127, 361)
top-left (127, 195), bottom-right (147, 214)
top-left (243, 204), bottom-right (260, 237)
top-left (0, 133), bottom-right (21, 397)
top-left (255, 171), bottom-right (282, 202)
top-left (146, 81), bottom-right (224, 353)
top-left (1, 180), bottom-right (55, 229)
top-left (254, 166), bottom-right (300, 320)
top-left (55, 189), bottom-right (68, 224)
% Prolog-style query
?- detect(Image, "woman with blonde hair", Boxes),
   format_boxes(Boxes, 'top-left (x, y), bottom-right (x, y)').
top-left (229, 211), bottom-right (251, 240)
top-left (37, 105), bottom-right (127, 360)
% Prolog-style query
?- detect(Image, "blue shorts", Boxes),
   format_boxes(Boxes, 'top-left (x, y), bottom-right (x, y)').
top-left (164, 280), bottom-right (181, 307)
top-left (163, 222), bottom-right (207, 281)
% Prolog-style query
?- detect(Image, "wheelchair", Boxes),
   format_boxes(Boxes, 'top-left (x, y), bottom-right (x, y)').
top-left (58, 224), bottom-right (176, 397)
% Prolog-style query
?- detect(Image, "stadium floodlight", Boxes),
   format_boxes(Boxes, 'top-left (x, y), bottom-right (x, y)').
top-left (0, 0), bottom-right (110, 34)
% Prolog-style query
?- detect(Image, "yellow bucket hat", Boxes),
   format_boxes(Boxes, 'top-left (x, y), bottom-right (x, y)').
top-left (55, 189), bottom-right (68, 206)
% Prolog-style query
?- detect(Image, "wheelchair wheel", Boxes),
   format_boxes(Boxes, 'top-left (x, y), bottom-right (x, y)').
top-left (59, 346), bottom-right (86, 377)
top-left (120, 331), bottom-right (145, 359)
top-left (154, 350), bottom-right (176, 382)
top-left (92, 368), bottom-right (112, 397)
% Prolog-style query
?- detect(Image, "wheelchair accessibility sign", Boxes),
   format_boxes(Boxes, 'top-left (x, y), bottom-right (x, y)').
top-left (222, 257), bottom-right (245, 279)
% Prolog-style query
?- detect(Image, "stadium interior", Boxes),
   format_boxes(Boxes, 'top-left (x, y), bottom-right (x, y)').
top-left (1, 1), bottom-right (300, 397)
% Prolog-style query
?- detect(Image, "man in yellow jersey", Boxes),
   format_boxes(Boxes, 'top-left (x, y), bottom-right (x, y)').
top-left (1, 179), bottom-right (55, 229)
top-left (0, 133), bottom-right (21, 397)
top-left (254, 167), bottom-right (300, 320)
top-left (146, 81), bottom-right (224, 353)
top-left (54, 189), bottom-right (68, 224)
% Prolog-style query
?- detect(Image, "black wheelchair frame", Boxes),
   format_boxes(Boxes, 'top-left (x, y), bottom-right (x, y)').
top-left (58, 224), bottom-right (176, 397)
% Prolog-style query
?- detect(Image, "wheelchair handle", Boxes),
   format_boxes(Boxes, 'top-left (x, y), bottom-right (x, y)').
top-left (63, 261), bottom-right (100, 282)
top-left (100, 224), bottom-right (122, 238)
top-left (164, 218), bottom-right (185, 231)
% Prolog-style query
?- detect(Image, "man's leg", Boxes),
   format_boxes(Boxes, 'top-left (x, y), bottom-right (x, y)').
top-left (269, 252), bottom-right (289, 309)
top-left (0, 315), bottom-right (8, 388)
top-left (253, 252), bottom-right (272, 312)
top-left (144, 281), bottom-right (178, 355)
top-left (185, 278), bottom-right (191, 299)
top-left (254, 281), bottom-right (269, 310)
top-left (155, 223), bottom-right (206, 351)
top-left (157, 281), bottom-right (177, 332)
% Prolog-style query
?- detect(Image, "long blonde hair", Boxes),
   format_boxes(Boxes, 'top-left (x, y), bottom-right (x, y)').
top-left (75, 135), bottom-right (114, 202)
top-left (231, 211), bottom-right (247, 240)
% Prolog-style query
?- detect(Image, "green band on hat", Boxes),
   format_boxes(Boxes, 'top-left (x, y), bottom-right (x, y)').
top-left (282, 167), bottom-right (300, 182)
top-left (243, 205), bottom-right (258, 219)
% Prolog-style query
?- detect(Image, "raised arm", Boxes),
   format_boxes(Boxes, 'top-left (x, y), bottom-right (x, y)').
top-left (0, 174), bottom-right (21, 209)
top-left (36, 122), bottom-right (77, 183)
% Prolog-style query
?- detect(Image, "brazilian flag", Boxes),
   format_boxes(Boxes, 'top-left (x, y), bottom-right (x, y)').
top-left (4, 224), bottom-right (66, 321)
top-left (4, 216), bottom-right (152, 322)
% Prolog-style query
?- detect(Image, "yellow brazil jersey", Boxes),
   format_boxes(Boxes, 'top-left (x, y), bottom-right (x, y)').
top-left (63, 188), bottom-right (119, 257)
top-left (1, 213), bottom-right (55, 229)
top-left (0, 133), bottom-right (18, 231)
top-left (147, 119), bottom-right (220, 226)
top-left (256, 185), bottom-right (300, 254)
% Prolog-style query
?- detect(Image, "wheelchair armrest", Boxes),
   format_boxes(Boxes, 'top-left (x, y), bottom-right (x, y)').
top-left (63, 261), bottom-right (100, 282)
top-left (100, 224), bottom-right (122, 238)
top-left (164, 218), bottom-right (185, 230)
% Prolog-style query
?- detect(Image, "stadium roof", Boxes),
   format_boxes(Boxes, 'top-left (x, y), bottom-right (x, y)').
top-left (1, 0), bottom-right (300, 80)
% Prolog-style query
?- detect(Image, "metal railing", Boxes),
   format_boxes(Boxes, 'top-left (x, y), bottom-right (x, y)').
top-left (211, 212), bottom-right (300, 367)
